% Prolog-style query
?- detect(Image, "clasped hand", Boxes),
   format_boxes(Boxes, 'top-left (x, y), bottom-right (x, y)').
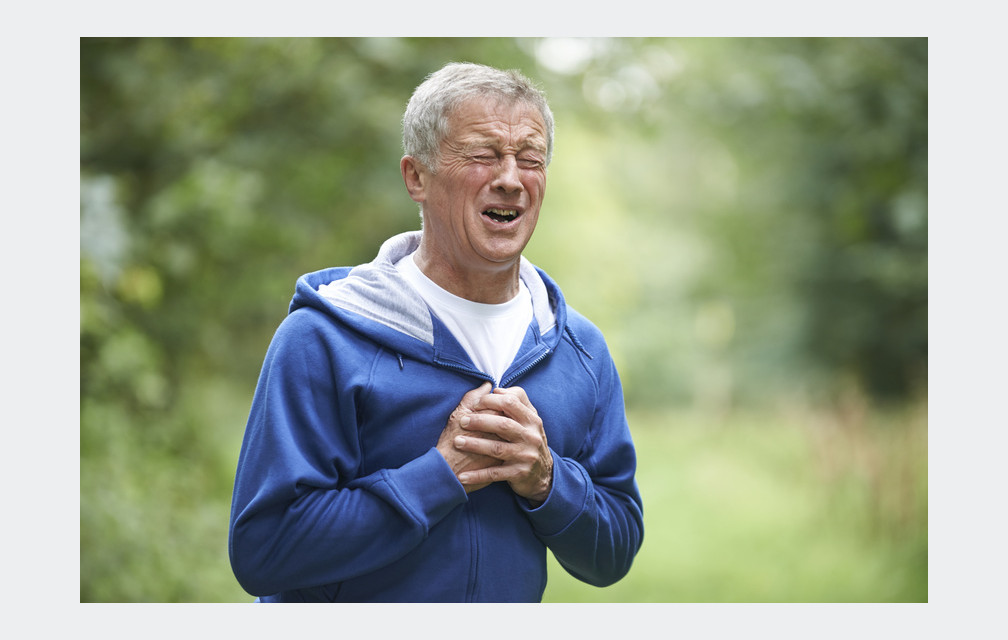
top-left (435, 382), bottom-right (554, 506)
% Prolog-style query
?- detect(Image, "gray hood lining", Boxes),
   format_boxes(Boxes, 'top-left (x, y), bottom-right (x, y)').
top-left (316, 231), bottom-right (556, 346)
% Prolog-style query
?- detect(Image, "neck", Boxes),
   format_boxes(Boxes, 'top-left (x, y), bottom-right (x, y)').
top-left (412, 248), bottom-right (521, 304)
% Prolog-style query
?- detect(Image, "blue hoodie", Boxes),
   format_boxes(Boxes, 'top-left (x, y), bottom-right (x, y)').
top-left (228, 232), bottom-right (644, 602)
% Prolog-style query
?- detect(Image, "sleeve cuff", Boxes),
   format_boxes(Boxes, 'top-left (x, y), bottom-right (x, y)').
top-left (518, 453), bottom-right (591, 537)
top-left (381, 447), bottom-right (469, 530)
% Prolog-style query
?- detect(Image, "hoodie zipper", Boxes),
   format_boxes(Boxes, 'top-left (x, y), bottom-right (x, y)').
top-left (436, 345), bottom-right (552, 388)
top-left (501, 347), bottom-right (551, 388)
top-left (433, 343), bottom-right (552, 600)
top-left (434, 358), bottom-right (496, 385)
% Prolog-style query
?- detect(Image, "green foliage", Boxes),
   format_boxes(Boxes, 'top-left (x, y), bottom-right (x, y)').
top-left (548, 38), bottom-right (927, 407)
top-left (80, 38), bottom-right (927, 602)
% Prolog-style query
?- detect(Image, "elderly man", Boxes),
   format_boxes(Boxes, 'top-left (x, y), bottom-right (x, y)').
top-left (228, 62), bottom-right (644, 602)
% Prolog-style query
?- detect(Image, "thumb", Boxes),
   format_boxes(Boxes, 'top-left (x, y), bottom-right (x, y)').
top-left (459, 381), bottom-right (494, 410)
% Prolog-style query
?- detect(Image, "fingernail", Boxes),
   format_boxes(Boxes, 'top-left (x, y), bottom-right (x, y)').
top-left (460, 416), bottom-right (470, 427)
top-left (458, 473), bottom-right (471, 483)
top-left (455, 436), bottom-right (466, 446)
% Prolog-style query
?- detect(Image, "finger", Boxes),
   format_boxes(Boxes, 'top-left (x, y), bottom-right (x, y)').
top-left (474, 392), bottom-right (540, 429)
top-left (495, 386), bottom-right (536, 413)
top-left (458, 463), bottom-right (516, 486)
top-left (448, 383), bottom-right (495, 427)
top-left (459, 381), bottom-right (494, 411)
top-left (454, 434), bottom-right (518, 460)
top-left (459, 412), bottom-right (523, 442)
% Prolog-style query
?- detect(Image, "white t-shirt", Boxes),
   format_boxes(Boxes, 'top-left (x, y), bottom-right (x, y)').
top-left (396, 252), bottom-right (533, 384)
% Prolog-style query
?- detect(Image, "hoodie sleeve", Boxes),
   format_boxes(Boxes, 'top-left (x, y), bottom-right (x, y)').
top-left (518, 334), bottom-right (645, 588)
top-left (228, 309), bottom-right (468, 597)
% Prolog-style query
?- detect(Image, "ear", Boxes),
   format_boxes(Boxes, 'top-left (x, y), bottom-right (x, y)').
top-left (401, 156), bottom-right (428, 204)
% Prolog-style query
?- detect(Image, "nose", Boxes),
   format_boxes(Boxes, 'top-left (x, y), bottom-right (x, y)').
top-left (491, 155), bottom-right (523, 195)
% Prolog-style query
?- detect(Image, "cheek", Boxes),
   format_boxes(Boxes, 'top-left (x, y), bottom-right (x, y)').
top-left (525, 174), bottom-right (546, 201)
top-left (452, 168), bottom-right (491, 198)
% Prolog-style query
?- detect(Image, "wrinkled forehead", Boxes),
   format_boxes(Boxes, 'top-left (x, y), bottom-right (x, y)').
top-left (446, 97), bottom-right (549, 151)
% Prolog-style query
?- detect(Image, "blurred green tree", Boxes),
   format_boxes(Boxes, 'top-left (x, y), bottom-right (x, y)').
top-left (684, 38), bottom-right (928, 404)
top-left (542, 37), bottom-right (927, 406)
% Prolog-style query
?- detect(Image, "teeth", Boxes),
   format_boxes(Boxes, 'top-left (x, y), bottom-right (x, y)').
top-left (485, 208), bottom-right (518, 218)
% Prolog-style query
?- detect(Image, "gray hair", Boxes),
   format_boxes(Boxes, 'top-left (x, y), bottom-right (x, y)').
top-left (402, 62), bottom-right (555, 173)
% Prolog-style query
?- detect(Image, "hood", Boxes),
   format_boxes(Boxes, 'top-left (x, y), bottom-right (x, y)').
top-left (288, 231), bottom-right (562, 359)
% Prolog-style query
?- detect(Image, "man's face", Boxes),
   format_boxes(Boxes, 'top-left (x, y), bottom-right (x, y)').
top-left (412, 97), bottom-right (549, 276)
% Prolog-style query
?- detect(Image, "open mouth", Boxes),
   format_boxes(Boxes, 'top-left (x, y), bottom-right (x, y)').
top-left (482, 207), bottom-right (521, 223)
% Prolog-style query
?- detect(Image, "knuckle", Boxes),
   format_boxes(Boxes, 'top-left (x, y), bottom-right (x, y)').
top-left (526, 431), bottom-right (546, 451)
top-left (518, 449), bottom-right (538, 465)
top-left (490, 440), bottom-right (508, 458)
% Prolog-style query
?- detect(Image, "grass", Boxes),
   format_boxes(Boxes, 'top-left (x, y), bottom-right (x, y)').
top-left (542, 402), bottom-right (928, 602)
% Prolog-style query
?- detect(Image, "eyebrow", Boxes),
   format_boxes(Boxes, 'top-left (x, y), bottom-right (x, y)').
top-left (463, 136), bottom-right (547, 155)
